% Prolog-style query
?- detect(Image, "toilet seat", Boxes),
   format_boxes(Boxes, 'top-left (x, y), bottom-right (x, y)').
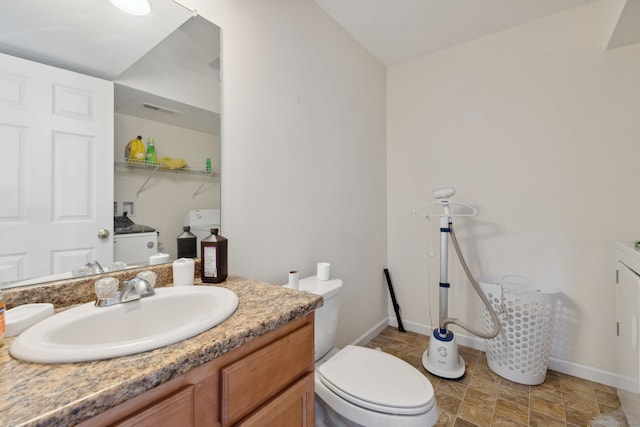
top-left (317, 345), bottom-right (434, 415)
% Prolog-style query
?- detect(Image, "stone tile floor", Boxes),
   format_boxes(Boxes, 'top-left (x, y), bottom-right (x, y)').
top-left (364, 327), bottom-right (630, 426)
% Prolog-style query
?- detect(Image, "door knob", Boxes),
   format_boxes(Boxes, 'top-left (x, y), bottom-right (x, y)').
top-left (97, 229), bottom-right (110, 239)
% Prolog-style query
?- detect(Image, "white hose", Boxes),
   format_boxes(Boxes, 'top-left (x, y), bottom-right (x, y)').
top-left (441, 223), bottom-right (500, 339)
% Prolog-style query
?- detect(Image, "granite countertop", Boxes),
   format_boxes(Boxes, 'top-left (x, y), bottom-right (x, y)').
top-left (0, 274), bottom-right (322, 427)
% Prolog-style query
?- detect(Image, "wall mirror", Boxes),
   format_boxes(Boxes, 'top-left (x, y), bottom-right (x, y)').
top-left (0, 0), bottom-right (221, 289)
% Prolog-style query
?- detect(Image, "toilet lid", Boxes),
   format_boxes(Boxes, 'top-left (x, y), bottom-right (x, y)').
top-left (317, 345), bottom-right (434, 415)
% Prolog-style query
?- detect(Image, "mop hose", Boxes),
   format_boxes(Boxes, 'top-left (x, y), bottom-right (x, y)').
top-left (441, 223), bottom-right (500, 339)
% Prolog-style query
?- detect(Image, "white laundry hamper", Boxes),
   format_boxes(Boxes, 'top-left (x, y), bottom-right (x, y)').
top-left (478, 275), bottom-right (558, 385)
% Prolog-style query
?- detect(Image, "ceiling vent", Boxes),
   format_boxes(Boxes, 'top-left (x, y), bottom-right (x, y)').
top-left (141, 102), bottom-right (181, 114)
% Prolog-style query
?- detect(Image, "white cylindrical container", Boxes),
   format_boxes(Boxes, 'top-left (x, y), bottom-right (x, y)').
top-left (149, 252), bottom-right (170, 265)
top-left (173, 258), bottom-right (195, 286)
top-left (317, 262), bottom-right (331, 281)
top-left (288, 270), bottom-right (299, 290)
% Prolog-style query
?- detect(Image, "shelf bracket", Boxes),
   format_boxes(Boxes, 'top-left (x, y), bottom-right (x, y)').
top-left (192, 171), bottom-right (215, 198)
top-left (192, 183), bottom-right (206, 199)
top-left (136, 165), bottom-right (161, 197)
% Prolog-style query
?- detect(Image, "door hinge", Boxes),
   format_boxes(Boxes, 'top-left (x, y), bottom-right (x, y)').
top-left (617, 321), bottom-right (620, 337)
top-left (616, 269), bottom-right (619, 284)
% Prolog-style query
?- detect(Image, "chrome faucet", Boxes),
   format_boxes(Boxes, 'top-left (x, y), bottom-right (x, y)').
top-left (94, 276), bottom-right (155, 307)
top-left (120, 278), bottom-right (155, 303)
top-left (85, 260), bottom-right (105, 274)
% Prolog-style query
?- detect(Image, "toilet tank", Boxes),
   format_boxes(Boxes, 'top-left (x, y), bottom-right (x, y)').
top-left (184, 209), bottom-right (221, 257)
top-left (298, 276), bottom-right (343, 361)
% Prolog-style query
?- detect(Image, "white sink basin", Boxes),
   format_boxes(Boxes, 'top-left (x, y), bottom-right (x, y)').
top-left (10, 286), bottom-right (238, 364)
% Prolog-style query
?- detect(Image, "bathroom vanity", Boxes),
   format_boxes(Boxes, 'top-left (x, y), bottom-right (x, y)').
top-left (0, 272), bottom-right (322, 426)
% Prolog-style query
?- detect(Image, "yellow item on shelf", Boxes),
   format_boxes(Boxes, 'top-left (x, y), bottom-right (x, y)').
top-left (159, 157), bottom-right (187, 170)
top-left (128, 136), bottom-right (145, 162)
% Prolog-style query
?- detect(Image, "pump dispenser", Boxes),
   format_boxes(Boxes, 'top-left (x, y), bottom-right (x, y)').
top-left (200, 228), bottom-right (228, 283)
top-left (177, 226), bottom-right (197, 258)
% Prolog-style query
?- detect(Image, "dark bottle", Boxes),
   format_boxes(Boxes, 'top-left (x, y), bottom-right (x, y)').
top-left (200, 228), bottom-right (228, 283)
top-left (177, 226), bottom-right (197, 258)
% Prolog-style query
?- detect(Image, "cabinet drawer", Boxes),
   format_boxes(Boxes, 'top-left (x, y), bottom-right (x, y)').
top-left (114, 385), bottom-right (194, 427)
top-left (220, 322), bottom-right (313, 425)
top-left (236, 374), bottom-right (314, 427)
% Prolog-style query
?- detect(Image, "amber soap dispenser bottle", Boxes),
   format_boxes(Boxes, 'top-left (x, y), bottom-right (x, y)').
top-left (200, 228), bottom-right (228, 283)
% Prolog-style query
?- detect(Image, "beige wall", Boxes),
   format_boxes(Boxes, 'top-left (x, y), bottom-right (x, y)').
top-left (176, 0), bottom-right (389, 347)
top-left (387, 1), bottom-right (640, 385)
top-left (114, 113), bottom-right (220, 259)
top-left (171, 0), bottom-right (640, 386)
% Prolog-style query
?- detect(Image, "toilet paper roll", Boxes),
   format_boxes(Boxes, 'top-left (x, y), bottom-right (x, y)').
top-left (288, 270), bottom-right (299, 290)
top-left (173, 258), bottom-right (195, 286)
top-left (317, 262), bottom-right (330, 281)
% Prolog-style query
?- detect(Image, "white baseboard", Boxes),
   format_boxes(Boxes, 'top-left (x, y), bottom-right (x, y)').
top-left (546, 356), bottom-right (620, 389)
top-left (387, 316), bottom-right (620, 388)
top-left (350, 317), bottom-right (390, 346)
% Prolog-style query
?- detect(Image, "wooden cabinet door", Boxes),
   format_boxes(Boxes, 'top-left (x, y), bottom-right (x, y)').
top-left (220, 323), bottom-right (314, 425)
top-left (236, 374), bottom-right (314, 427)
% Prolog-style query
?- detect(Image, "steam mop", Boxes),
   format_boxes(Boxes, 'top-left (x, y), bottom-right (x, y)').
top-left (414, 187), bottom-right (500, 379)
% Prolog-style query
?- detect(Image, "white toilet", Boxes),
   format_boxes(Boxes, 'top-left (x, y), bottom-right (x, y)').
top-left (298, 276), bottom-right (439, 427)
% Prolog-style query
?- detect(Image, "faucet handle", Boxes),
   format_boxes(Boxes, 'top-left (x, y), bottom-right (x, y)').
top-left (136, 271), bottom-right (157, 288)
top-left (95, 277), bottom-right (119, 299)
top-left (122, 277), bottom-right (155, 302)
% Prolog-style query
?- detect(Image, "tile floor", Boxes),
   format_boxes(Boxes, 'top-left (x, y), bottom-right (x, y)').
top-left (364, 327), bottom-right (629, 426)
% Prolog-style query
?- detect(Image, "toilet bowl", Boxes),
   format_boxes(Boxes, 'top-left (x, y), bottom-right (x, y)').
top-left (315, 345), bottom-right (438, 426)
top-left (296, 276), bottom-right (438, 426)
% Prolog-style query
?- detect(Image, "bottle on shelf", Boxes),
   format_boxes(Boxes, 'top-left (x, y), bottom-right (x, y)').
top-left (145, 138), bottom-right (157, 165)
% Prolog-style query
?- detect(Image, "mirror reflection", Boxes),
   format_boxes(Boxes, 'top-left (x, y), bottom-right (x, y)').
top-left (0, 0), bottom-right (221, 289)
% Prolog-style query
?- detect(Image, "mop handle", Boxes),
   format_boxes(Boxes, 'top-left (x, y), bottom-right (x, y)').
top-left (383, 269), bottom-right (406, 333)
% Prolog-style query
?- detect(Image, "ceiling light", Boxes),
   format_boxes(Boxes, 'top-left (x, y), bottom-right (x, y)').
top-left (110, 0), bottom-right (151, 16)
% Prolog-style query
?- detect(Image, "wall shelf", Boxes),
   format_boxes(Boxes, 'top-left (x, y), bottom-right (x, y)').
top-left (115, 159), bottom-right (219, 177)
top-left (114, 159), bottom-right (219, 197)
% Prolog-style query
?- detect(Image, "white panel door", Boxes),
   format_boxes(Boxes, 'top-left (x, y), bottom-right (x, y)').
top-left (0, 52), bottom-right (113, 283)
